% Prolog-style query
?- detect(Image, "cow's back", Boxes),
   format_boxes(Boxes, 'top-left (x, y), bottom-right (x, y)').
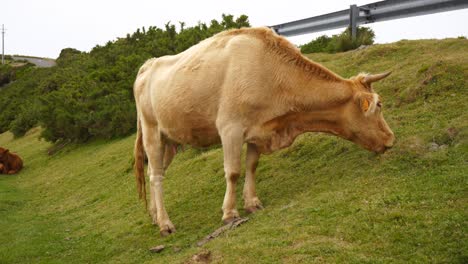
top-left (135, 30), bottom-right (271, 147)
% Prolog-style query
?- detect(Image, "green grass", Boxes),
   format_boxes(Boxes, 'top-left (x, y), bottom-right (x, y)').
top-left (1, 38), bottom-right (467, 263)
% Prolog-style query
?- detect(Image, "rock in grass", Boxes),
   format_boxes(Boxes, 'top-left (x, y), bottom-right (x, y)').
top-left (173, 246), bottom-right (182, 253)
top-left (428, 142), bottom-right (439, 151)
top-left (192, 250), bottom-right (211, 263)
top-left (149, 245), bottom-right (165, 253)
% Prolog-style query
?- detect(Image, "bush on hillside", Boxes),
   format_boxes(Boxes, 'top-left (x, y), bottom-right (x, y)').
top-left (9, 102), bottom-right (41, 138)
top-left (0, 66), bottom-right (43, 134)
top-left (56, 48), bottom-right (83, 66)
top-left (0, 65), bottom-right (13, 86)
top-left (0, 63), bottom-right (33, 87)
top-left (300, 26), bottom-right (375, 54)
top-left (300, 35), bottom-right (333, 54)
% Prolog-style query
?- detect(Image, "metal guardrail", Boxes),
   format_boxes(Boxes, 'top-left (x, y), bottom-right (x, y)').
top-left (271, 0), bottom-right (468, 39)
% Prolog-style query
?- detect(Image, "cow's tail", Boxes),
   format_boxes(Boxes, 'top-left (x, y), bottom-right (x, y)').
top-left (134, 113), bottom-right (147, 209)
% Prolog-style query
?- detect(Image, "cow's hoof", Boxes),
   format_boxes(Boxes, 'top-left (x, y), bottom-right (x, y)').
top-left (222, 210), bottom-right (240, 224)
top-left (245, 204), bottom-right (264, 214)
top-left (244, 197), bottom-right (264, 214)
top-left (223, 216), bottom-right (240, 225)
top-left (159, 222), bottom-right (176, 237)
top-left (160, 229), bottom-right (174, 237)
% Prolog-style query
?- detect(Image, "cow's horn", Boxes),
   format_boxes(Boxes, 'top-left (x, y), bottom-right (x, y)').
top-left (363, 71), bottom-right (392, 84)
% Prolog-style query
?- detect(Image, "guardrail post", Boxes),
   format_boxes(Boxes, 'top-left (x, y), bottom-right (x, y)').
top-left (1, 24), bottom-right (4, 65)
top-left (350, 5), bottom-right (359, 41)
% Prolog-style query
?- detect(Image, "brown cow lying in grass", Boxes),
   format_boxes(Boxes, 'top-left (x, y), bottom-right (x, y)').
top-left (0, 147), bottom-right (23, 174)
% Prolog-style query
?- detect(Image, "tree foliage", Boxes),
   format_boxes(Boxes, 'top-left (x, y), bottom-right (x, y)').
top-left (0, 14), bottom-right (250, 142)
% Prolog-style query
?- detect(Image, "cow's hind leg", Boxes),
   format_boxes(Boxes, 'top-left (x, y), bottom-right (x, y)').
top-left (243, 143), bottom-right (263, 213)
top-left (141, 123), bottom-right (175, 236)
top-left (220, 125), bottom-right (243, 223)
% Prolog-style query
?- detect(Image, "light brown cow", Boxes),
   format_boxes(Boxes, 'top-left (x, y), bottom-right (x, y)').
top-left (133, 27), bottom-right (395, 236)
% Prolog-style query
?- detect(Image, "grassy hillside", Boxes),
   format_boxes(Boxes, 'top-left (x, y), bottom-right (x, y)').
top-left (1, 38), bottom-right (467, 263)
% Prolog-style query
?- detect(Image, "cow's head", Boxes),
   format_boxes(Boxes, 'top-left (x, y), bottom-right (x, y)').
top-left (0, 147), bottom-right (9, 160)
top-left (342, 72), bottom-right (395, 153)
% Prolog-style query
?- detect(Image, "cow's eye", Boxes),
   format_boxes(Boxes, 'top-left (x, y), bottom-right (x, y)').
top-left (377, 101), bottom-right (382, 108)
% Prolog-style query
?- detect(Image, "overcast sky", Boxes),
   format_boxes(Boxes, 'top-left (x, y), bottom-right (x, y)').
top-left (3, 0), bottom-right (468, 58)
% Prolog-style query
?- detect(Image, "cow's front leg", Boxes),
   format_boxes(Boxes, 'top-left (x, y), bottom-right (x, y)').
top-left (142, 124), bottom-right (175, 236)
top-left (244, 143), bottom-right (263, 213)
top-left (220, 125), bottom-right (243, 224)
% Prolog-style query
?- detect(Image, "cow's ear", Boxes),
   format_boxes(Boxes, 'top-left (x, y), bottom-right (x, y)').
top-left (361, 97), bottom-right (370, 112)
top-left (356, 93), bottom-right (373, 114)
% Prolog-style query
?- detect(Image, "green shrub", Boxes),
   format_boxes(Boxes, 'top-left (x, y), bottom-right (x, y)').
top-left (56, 48), bottom-right (83, 66)
top-left (9, 102), bottom-right (40, 138)
top-left (300, 35), bottom-right (332, 54)
top-left (0, 64), bottom-right (13, 86)
top-left (300, 26), bottom-right (375, 54)
top-left (0, 66), bottom-right (45, 133)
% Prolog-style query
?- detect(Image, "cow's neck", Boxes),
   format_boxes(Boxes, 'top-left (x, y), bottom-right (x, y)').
top-left (251, 108), bottom-right (348, 154)
top-left (264, 107), bottom-right (347, 137)
top-left (285, 71), bottom-right (353, 137)
top-left (251, 64), bottom-right (354, 153)
top-left (274, 58), bottom-right (353, 112)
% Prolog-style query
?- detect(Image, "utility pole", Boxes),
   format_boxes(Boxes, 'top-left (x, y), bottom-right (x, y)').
top-left (1, 24), bottom-right (4, 65)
